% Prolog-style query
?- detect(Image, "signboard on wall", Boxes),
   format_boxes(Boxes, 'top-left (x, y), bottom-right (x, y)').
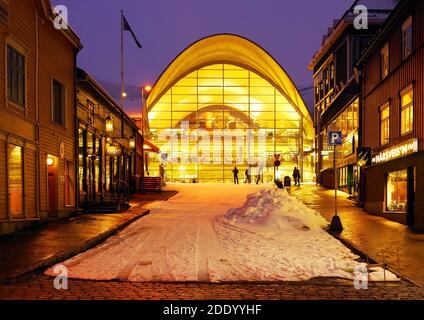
top-left (372, 138), bottom-right (419, 165)
top-left (106, 145), bottom-right (122, 157)
top-left (343, 136), bottom-right (355, 158)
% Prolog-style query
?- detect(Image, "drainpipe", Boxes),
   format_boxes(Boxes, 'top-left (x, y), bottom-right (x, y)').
top-left (35, 12), bottom-right (40, 220)
top-left (74, 51), bottom-right (79, 213)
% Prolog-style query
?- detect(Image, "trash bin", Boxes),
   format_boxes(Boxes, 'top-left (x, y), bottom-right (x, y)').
top-left (284, 176), bottom-right (291, 188)
top-left (274, 179), bottom-right (284, 189)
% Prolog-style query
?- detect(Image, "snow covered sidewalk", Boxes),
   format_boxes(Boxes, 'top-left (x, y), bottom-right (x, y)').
top-left (46, 184), bottom-right (365, 282)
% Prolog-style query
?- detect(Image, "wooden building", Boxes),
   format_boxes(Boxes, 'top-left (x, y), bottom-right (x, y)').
top-left (357, 0), bottom-right (424, 229)
top-left (0, 0), bottom-right (81, 234)
top-left (309, 0), bottom-right (394, 201)
top-left (76, 68), bottom-right (146, 212)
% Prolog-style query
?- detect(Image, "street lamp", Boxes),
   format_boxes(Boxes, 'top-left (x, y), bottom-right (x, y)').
top-left (105, 115), bottom-right (113, 132)
top-left (139, 84), bottom-right (153, 193)
top-left (129, 136), bottom-right (136, 149)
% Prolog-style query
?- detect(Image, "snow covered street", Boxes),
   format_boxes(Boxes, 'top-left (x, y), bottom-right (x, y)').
top-left (46, 184), bottom-right (363, 282)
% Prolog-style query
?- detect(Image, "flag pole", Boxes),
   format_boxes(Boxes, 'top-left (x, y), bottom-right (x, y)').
top-left (120, 10), bottom-right (124, 111)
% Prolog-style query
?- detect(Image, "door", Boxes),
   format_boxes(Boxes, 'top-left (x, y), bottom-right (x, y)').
top-left (406, 166), bottom-right (416, 227)
top-left (47, 155), bottom-right (58, 218)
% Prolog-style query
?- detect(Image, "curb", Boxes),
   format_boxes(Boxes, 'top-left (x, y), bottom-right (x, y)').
top-left (0, 209), bottom-right (150, 281)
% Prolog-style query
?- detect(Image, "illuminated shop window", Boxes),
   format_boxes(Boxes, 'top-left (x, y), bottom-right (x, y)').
top-left (386, 170), bottom-right (407, 212)
top-left (8, 144), bottom-right (24, 217)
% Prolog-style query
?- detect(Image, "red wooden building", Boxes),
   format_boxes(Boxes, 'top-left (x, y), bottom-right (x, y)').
top-left (358, 0), bottom-right (424, 230)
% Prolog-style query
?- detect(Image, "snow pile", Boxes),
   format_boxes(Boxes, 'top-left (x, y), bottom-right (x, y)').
top-left (224, 188), bottom-right (328, 231)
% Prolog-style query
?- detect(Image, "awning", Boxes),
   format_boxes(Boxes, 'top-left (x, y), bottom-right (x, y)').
top-left (143, 138), bottom-right (160, 153)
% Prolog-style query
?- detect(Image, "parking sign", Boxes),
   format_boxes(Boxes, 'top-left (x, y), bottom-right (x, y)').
top-left (328, 131), bottom-right (343, 145)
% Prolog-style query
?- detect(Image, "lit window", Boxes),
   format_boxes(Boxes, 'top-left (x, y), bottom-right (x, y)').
top-left (380, 102), bottom-right (390, 145)
top-left (8, 144), bottom-right (24, 217)
top-left (402, 16), bottom-right (413, 60)
top-left (380, 43), bottom-right (389, 79)
top-left (7, 45), bottom-right (25, 106)
top-left (400, 86), bottom-right (413, 135)
top-left (53, 79), bottom-right (66, 125)
top-left (386, 170), bottom-right (408, 212)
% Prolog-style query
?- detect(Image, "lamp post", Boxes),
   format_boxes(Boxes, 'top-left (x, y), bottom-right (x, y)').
top-left (140, 85), bottom-right (152, 192)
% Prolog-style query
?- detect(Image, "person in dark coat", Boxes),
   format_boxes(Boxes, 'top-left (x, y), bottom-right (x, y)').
top-left (245, 168), bottom-right (251, 184)
top-left (232, 167), bottom-right (239, 185)
top-left (293, 167), bottom-right (301, 186)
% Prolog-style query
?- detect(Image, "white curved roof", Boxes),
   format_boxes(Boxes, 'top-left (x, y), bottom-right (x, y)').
top-left (146, 34), bottom-right (314, 138)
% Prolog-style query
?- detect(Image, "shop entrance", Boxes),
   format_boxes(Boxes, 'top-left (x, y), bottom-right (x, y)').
top-left (406, 167), bottom-right (416, 227)
top-left (386, 167), bottom-right (416, 227)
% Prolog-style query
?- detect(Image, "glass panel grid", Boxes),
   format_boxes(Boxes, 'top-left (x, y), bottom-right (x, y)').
top-left (148, 63), bottom-right (311, 183)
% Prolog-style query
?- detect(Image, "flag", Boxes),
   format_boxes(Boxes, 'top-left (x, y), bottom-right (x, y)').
top-left (122, 13), bottom-right (142, 48)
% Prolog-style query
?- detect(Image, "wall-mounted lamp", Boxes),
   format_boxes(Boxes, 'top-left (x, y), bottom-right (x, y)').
top-left (129, 136), bottom-right (136, 149)
top-left (105, 115), bottom-right (113, 132)
top-left (47, 156), bottom-right (54, 166)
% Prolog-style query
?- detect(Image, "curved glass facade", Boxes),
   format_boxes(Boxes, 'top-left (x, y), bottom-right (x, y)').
top-left (146, 63), bottom-right (314, 183)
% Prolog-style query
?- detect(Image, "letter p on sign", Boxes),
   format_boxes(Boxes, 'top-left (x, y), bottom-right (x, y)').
top-left (329, 131), bottom-right (343, 146)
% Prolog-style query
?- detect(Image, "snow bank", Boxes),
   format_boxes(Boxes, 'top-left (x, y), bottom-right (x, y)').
top-left (224, 188), bottom-right (328, 231)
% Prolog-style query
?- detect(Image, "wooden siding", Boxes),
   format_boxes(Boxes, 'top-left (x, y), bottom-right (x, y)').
top-left (0, 0), bottom-right (79, 232)
top-left (362, 0), bottom-right (424, 151)
top-left (0, 138), bottom-right (6, 220)
top-left (38, 10), bottom-right (77, 215)
top-left (361, 0), bottom-right (424, 229)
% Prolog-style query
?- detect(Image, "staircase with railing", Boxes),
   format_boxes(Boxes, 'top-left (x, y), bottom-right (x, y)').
top-left (143, 177), bottom-right (163, 192)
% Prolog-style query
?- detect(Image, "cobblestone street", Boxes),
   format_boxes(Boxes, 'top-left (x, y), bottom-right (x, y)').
top-left (1, 184), bottom-right (424, 300)
top-left (0, 274), bottom-right (423, 300)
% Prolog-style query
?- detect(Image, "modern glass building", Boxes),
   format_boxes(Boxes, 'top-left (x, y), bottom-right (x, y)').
top-left (145, 34), bottom-right (314, 183)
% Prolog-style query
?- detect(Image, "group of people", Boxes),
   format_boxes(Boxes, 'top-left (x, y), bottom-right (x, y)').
top-left (232, 167), bottom-right (262, 185)
top-left (232, 166), bottom-right (301, 186)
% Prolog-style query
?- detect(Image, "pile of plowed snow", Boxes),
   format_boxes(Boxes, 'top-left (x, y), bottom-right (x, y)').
top-left (224, 188), bottom-right (328, 231)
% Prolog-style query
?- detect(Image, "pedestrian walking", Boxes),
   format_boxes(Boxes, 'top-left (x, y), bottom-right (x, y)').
top-left (293, 167), bottom-right (301, 186)
top-left (255, 166), bottom-right (262, 185)
top-left (232, 166), bottom-right (239, 185)
top-left (245, 168), bottom-right (251, 184)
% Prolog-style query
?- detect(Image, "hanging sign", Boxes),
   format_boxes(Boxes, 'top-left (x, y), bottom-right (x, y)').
top-left (106, 145), bottom-right (122, 157)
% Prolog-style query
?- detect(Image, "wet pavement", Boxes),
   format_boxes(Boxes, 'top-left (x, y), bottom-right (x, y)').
top-left (291, 184), bottom-right (424, 287)
top-left (0, 191), bottom-right (177, 280)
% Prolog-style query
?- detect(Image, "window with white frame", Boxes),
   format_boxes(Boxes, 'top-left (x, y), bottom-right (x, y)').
top-left (8, 144), bottom-right (24, 217)
top-left (380, 43), bottom-right (389, 79)
top-left (400, 86), bottom-right (414, 135)
top-left (53, 79), bottom-right (66, 125)
top-left (7, 45), bottom-right (25, 106)
top-left (402, 16), bottom-right (413, 60)
top-left (380, 102), bottom-right (390, 146)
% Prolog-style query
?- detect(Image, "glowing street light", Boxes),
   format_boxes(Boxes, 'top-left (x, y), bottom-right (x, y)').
top-left (105, 115), bottom-right (113, 132)
top-left (129, 136), bottom-right (136, 149)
